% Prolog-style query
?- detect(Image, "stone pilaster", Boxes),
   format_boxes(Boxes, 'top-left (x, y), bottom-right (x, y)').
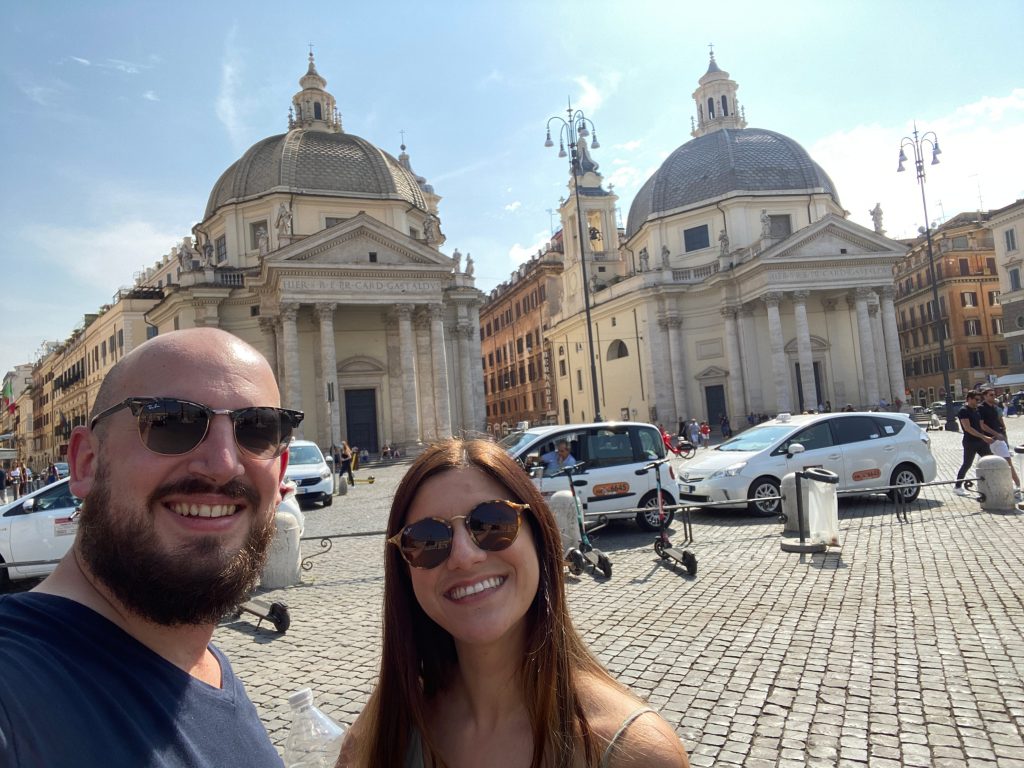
top-left (316, 303), bottom-right (340, 447)
top-left (666, 315), bottom-right (687, 422)
top-left (414, 309), bottom-right (437, 441)
top-left (279, 303), bottom-right (302, 428)
top-left (457, 323), bottom-right (475, 435)
top-left (868, 300), bottom-right (891, 402)
top-left (879, 287), bottom-right (908, 406)
top-left (721, 306), bottom-right (746, 421)
top-left (739, 305), bottom-right (764, 413)
top-left (396, 305), bottom-right (421, 444)
top-left (792, 290), bottom-right (817, 411)
top-left (429, 305), bottom-right (452, 438)
top-left (763, 292), bottom-right (791, 413)
top-left (257, 316), bottom-right (278, 383)
top-left (854, 288), bottom-right (880, 407)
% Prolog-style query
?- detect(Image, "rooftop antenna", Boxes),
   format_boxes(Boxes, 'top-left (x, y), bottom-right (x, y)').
top-left (546, 208), bottom-right (557, 234)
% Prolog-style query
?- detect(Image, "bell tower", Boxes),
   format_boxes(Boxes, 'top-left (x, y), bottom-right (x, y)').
top-left (691, 48), bottom-right (747, 138)
top-left (288, 50), bottom-right (342, 133)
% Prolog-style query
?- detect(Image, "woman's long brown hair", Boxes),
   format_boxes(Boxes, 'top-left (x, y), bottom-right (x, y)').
top-left (350, 439), bottom-right (618, 767)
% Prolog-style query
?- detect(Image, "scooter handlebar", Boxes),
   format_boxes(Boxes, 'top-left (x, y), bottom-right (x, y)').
top-left (552, 461), bottom-right (587, 478)
top-left (637, 456), bottom-right (670, 474)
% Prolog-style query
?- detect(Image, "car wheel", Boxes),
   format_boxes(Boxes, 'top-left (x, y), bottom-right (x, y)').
top-left (747, 476), bottom-right (781, 516)
top-left (888, 464), bottom-right (922, 503)
top-left (322, 494), bottom-right (333, 508)
top-left (637, 490), bottom-right (675, 532)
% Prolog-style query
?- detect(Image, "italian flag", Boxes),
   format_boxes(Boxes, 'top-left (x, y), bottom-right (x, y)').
top-left (1, 379), bottom-right (12, 413)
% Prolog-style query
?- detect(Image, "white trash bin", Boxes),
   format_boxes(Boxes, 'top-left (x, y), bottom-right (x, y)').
top-left (261, 487), bottom-right (306, 589)
top-left (780, 468), bottom-right (839, 552)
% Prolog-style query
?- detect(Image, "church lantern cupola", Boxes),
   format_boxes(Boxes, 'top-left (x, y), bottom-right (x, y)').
top-left (691, 48), bottom-right (747, 138)
top-left (289, 50), bottom-right (342, 133)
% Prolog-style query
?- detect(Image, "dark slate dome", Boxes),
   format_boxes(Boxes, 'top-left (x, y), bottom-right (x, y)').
top-left (626, 128), bottom-right (840, 236)
top-left (204, 129), bottom-right (427, 219)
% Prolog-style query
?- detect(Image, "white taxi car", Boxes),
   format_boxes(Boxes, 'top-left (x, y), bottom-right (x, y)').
top-left (500, 421), bottom-right (676, 530)
top-left (677, 412), bottom-right (937, 514)
top-left (0, 478), bottom-right (80, 586)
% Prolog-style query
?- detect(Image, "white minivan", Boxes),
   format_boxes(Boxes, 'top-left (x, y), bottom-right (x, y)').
top-left (283, 440), bottom-right (334, 508)
top-left (500, 421), bottom-right (677, 531)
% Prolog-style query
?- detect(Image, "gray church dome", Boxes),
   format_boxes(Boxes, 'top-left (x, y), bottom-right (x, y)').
top-left (204, 130), bottom-right (427, 219)
top-left (626, 127), bottom-right (840, 236)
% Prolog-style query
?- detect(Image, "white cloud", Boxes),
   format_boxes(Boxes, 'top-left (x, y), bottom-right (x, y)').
top-left (69, 56), bottom-right (91, 66)
top-left (573, 72), bottom-right (621, 115)
top-left (105, 58), bottom-right (142, 75)
top-left (614, 139), bottom-right (642, 151)
top-left (216, 25), bottom-right (249, 149)
top-left (504, 201), bottom-right (522, 213)
top-left (810, 88), bottom-right (1024, 239)
top-left (142, 90), bottom-right (159, 102)
top-left (23, 220), bottom-right (184, 293)
top-left (508, 230), bottom-right (552, 266)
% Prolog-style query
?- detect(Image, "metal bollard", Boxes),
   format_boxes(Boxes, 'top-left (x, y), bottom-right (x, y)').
top-left (976, 455), bottom-right (1013, 510)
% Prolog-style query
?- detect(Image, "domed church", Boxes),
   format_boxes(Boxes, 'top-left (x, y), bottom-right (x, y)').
top-left (146, 54), bottom-right (484, 452)
top-left (546, 52), bottom-right (908, 428)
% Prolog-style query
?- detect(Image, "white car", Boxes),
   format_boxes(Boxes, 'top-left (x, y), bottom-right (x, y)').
top-left (677, 412), bottom-right (937, 514)
top-left (500, 421), bottom-right (677, 531)
top-left (0, 478), bottom-right (80, 585)
top-left (283, 440), bottom-right (334, 508)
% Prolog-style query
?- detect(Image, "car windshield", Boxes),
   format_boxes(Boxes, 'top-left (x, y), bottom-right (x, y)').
top-left (498, 430), bottom-right (546, 455)
top-left (715, 425), bottom-right (794, 452)
top-left (288, 445), bottom-right (324, 465)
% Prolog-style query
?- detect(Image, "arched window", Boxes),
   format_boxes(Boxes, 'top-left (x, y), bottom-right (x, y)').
top-left (721, 95), bottom-right (729, 116)
top-left (314, 102), bottom-right (323, 120)
top-left (707, 97), bottom-right (716, 119)
top-left (606, 340), bottom-right (629, 360)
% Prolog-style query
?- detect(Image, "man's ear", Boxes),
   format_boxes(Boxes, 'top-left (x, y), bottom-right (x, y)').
top-left (68, 425), bottom-right (99, 500)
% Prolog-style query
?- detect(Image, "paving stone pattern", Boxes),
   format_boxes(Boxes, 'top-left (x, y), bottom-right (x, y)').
top-left (219, 430), bottom-right (1024, 766)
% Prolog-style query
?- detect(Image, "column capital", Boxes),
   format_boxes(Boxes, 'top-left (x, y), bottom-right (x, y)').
top-left (427, 303), bottom-right (445, 320)
top-left (878, 285), bottom-right (896, 300)
top-left (762, 291), bottom-right (783, 307)
top-left (395, 304), bottom-right (414, 320)
top-left (280, 303), bottom-right (299, 322)
top-left (657, 318), bottom-right (669, 331)
top-left (720, 305), bottom-right (738, 320)
top-left (855, 286), bottom-right (875, 300)
top-left (666, 316), bottom-right (683, 329)
top-left (792, 290), bottom-right (810, 303)
top-left (257, 316), bottom-right (277, 334)
top-left (315, 302), bottom-right (337, 320)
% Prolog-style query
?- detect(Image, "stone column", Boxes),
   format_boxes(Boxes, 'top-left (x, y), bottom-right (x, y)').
top-left (257, 316), bottom-right (278, 382)
top-left (429, 305), bottom-right (452, 438)
top-left (654, 315), bottom-right (676, 427)
top-left (414, 309), bottom-right (437, 441)
top-left (854, 288), bottom-right (880, 407)
top-left (396, 305), bottom-right (421, 444)
top-left (279, 303), bottom-right (302, 425)
top-left (721, 306), bottom-right (746, 421)
top-left (316, 303), bottom-right (340, 447)
top-left (666, 315), bottom-right (687, 422)
top-left (763, 292), bottom-right (792, 413)
top-left (792, 291), bottom-right (817, 411)
top-left (878, 287), bottom-right (908, 406)
top-left (457, 323), bottom-right (475, 435)
top-left (869, 300), bottom-right (891, 403)
top-left (739, 304), bottom-right (764, 413)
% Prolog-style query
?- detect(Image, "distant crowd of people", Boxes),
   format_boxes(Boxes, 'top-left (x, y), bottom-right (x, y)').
top-left (0, 460), bottom-right (64, 504)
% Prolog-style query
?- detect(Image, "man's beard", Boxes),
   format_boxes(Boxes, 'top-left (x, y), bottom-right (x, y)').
top-left (77, 461), bottom-right (276, 626)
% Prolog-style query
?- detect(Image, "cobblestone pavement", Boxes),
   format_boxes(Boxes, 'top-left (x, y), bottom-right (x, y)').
top-left (71, 425), bottom-right (1024, 765)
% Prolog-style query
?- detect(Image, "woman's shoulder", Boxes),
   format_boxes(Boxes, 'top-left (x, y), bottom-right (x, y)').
top-left (577, 675), bottom-right (689, 767)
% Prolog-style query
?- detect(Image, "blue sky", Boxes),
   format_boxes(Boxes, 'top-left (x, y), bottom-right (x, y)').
top-left (2, 0), bottom-right (1022, 377)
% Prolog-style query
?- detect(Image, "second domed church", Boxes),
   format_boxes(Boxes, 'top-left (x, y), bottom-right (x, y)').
top-left (545, 52), bottom-right (908, 428)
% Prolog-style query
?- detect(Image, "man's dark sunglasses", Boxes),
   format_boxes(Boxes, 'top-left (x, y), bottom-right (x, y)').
top-left (90, 397), bottom-right (304, 459)
top-left (387, 500), bottom-right (528, 569)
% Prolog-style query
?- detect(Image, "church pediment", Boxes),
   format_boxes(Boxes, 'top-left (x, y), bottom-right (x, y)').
top-left (267, 212), bottom-right (452, 268)
top-left (765, 214), bottom-right (907, 262)
top-left (695, 365), bottom-right (729, 380)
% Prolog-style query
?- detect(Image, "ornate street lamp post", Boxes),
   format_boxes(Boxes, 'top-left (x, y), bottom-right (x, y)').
top-left (545, 101), bottom-right (603, 422)
top-left (898, 124), bottom-right (957, 431)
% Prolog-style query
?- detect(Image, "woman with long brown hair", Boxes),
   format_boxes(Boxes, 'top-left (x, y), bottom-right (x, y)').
top-left (340, 438), bottom-right (687, 767)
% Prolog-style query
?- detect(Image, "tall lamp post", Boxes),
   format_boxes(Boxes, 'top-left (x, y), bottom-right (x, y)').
top-left (898, 124), bottom-right (957, 431)
top-left (545, 101), bottom-right (603, 422)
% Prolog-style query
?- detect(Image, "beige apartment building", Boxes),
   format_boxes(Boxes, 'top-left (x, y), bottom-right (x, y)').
top-left (894, 212), bottom-right (1007, 404)
top-left (479, 236), bottom-right (564, 435)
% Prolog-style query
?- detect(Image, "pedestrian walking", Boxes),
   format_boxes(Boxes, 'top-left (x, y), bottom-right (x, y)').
top-left (978, 388), bottom-right (1021, 498)
top-left (0, 467), bottom-right (7, 505)
top-left (699, 421), bottom-right (711, 448)
top-left (339, 440), bottom-right (355, 485)
top-left (954, 390), bottom-right (994, 496)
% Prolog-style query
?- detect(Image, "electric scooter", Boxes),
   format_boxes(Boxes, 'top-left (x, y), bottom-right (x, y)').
top-left (637, 457), bottom-right (697, 576)
top-left (555, 462), bottom-right (613, 579)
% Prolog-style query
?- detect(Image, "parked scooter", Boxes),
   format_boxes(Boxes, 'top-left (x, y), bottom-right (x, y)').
top-left (554, 462), bottom-right (613, 579)
top-left (637, 457), bottom-right (697, 576)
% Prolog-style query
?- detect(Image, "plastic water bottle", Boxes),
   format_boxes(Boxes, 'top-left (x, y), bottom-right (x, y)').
top-left (283, 688), bottom-right (346, 768)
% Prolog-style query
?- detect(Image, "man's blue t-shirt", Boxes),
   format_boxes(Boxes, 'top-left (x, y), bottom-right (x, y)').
top-left (0, 592), bottom-right (284, 768)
